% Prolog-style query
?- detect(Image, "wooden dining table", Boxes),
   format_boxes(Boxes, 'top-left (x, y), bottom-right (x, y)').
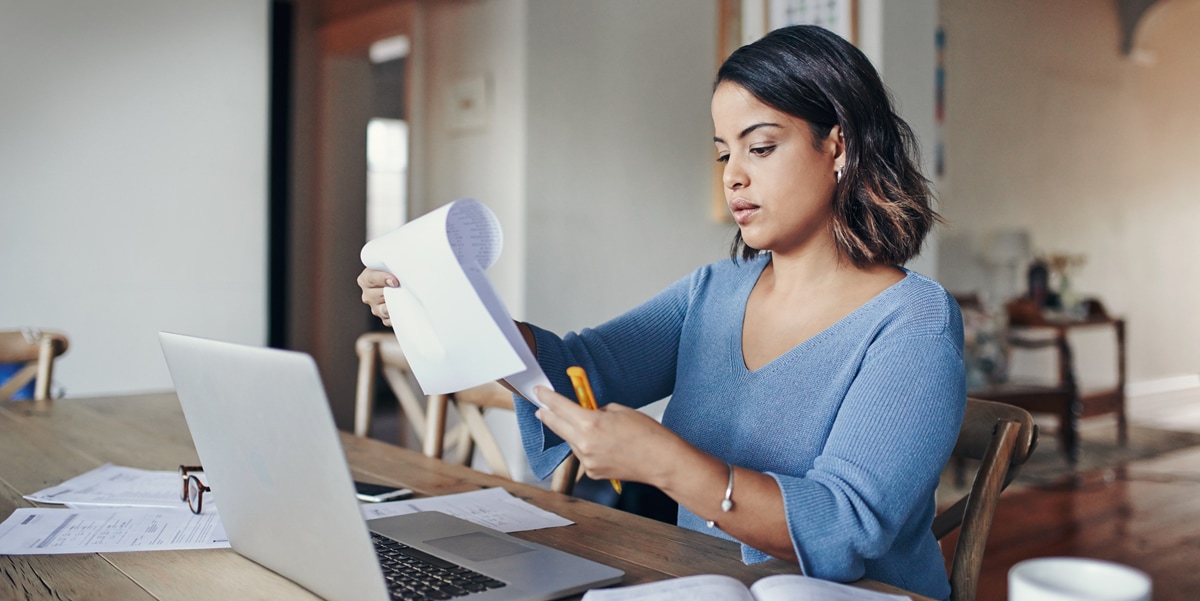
top-left (0, 392), bottom-right (932, 600)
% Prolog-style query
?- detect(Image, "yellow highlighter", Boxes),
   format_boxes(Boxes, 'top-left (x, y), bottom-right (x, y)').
top-left (566, 366), bottom-right (622, 495)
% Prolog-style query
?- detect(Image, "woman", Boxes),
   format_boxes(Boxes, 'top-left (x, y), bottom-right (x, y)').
top-left (360, 25), bottom-right (963, 600)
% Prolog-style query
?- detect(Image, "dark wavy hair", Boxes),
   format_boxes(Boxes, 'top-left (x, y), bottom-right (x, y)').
top-left (716, 25), bottom-right (939, 266)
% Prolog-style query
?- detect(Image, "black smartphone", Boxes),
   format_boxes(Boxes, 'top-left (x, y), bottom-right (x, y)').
top-left (354, 480), bottom-right (414, 503)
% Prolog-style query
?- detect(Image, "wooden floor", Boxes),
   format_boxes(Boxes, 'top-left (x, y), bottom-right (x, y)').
top-left (942, 442), bottom-right (1200, 600)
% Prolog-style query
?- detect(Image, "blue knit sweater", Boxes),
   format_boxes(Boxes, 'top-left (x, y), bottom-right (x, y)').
top-left (514, 255), bottom-right (964, 600)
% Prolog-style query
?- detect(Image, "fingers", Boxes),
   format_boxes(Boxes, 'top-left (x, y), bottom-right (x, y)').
top-left (533, 387), bottom-right (591, 440)
top-left (535, 387), bottom-right (676, 484)
top-left (535, 387), bottom-right (632, 480)
top-left (358, 268), bottom-right (398, 326)
top-left (357, 268), bottom-right (399, 290)
top-left (534, 387), bottom-right (576, 422)
top-left (535, 387), bottom-right (583, 413)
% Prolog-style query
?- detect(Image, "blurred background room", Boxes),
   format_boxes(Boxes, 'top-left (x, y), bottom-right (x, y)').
top-left (3, 1), bottom-right (1199, 597)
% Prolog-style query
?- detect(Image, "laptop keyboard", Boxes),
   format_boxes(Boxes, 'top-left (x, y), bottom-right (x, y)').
top-left (371, 532), bottom-right (508, 600)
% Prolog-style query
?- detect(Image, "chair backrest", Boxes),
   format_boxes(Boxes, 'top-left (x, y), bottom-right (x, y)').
top-left (934, 397), bottom-right (1039, 601)
top-left (0, 329), bottom-right (69, 401)
top-left (423, 381), bottom-right (582, 495)
top-left (354, 332), bottom-right (431, 446)
top-left (353, 331), bottom-right (580, 495)
top-left (424, 381), bottom-right (513, 475)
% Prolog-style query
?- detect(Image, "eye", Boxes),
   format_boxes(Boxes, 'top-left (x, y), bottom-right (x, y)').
top-left (750, 145), bottom-right (776, 157)
top-left (715, 152), bottom-right (729, 163)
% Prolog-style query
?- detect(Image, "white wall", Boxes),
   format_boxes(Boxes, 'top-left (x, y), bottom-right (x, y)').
top-left (0, 0), bottom-right (269, 395)
top-left (417, 0), bottom-right (529, 316)
top-left (937, 0), bottom-right (1200, 385)
top-left (859, 0), bottom-right (940, 279)
top-left (524, 0), bottom-right (730, 332)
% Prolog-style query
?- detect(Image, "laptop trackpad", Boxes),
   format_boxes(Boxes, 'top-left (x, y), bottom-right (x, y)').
top-left (425, 532), bottom-right (535, 562)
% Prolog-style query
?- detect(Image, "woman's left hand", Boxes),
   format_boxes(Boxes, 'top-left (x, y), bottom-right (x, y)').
top-left (534, 387), bottom-right (682, 485)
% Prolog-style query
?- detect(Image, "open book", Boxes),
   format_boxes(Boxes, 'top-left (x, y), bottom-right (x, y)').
top-left (582, 574), bottom-right (911, 601)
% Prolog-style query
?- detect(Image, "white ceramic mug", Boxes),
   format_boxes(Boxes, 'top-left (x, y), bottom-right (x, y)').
top-left (1009, 557), bottom-right (1151, 601)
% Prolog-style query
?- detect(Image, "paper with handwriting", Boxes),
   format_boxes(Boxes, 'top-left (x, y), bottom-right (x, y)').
top-left (0, 506), bottom-right (229, 554)
top-left (23, 463), bottom-right (205, 510)
top-left (359, 487), bottom-right (572, 533)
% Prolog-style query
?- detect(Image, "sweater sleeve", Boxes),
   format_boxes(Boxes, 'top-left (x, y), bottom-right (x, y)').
top-left (513, 268), bottom-right (702, 479)
top-left (771, 330), bottom-right (965, 582)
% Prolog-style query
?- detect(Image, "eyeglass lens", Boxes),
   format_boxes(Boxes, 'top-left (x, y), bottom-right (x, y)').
top-left (179, 465), bottom-right (203, 501)
top-left (186, 474), bottom-right (210, 514)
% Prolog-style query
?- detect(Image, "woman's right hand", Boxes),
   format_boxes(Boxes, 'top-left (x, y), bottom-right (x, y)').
top-left (357, 268), bottom-right (399, 326)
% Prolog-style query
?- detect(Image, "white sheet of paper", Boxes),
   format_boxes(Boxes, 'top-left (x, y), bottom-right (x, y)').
top-left (359, 487), bottom-right (572, 533)
top-left (360, 199), bottom-right (552, 407)
top-left (0, 506), bottom-right (229, 555)
top-left (23, 463), bottom-right (200, 511)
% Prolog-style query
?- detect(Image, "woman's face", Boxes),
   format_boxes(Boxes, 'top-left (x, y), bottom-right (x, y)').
top-left (711, 82), bottom-right (844, 257)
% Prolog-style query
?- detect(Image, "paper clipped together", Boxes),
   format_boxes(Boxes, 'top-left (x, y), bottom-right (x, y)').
top-left (360, 199), bottom-right (552, 407)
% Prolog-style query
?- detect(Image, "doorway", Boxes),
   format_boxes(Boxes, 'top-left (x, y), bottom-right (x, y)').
top-left (292, 1), bottom-right (419, 430)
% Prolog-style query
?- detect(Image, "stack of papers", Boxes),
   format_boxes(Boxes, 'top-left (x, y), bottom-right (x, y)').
top-left (2, 464), bottom-right (228, 555)
top-left (23, 463), bottom-right (199, 509)
top-left (0, 464), bottom-right (571, 555)
top-left (0, 506), bottom-right (228, 555)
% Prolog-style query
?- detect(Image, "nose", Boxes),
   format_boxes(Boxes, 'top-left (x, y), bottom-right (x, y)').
top-left (723, 156), bottom-right (747, 191)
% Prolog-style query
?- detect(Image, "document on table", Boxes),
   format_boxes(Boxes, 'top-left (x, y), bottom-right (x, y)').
top-left (359, 487), bottom-right (572, 533)
top-left (0, 506), bottom-right (229, 555)
top-left (3, 467), bottom-right (570, 555)
top-left (360, 198), bottom-right (553, 407)
top-left (23, 463), bottom-right (201, 510)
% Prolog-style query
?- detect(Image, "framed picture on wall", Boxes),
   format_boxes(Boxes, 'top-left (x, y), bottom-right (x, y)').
top-left (712, 0), bottom-right (858, 222)
top-left (717, 0), bottom-right (859, 69)
top-left (768, 0), bottom-right (857, 42)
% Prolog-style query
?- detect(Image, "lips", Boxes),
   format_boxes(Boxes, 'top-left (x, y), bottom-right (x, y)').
top-left (729, 198), bottom-right (760, 225)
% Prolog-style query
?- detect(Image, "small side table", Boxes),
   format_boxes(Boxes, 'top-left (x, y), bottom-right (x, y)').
top-left (971, 302), bottom-right (1126, 463)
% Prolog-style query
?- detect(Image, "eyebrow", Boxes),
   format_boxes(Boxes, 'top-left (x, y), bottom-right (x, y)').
top-left (713, 122), bottom-right (782, 144)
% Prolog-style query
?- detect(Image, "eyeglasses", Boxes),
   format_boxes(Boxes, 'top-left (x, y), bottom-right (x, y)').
top-left (178, 465), bottom-right (211, 515)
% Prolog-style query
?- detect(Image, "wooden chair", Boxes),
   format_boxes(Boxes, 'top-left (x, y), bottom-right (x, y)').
top-left (0, 328), bottom-right (69, 401)
top-left (934, 397), bottom-right (1039, 601)
top-left (970, 297), bottom-right (1125, 463)
top-left (354, 331), bottom-right (580, 494)
top-left (425, 381), bottom-right (582, 495)
top-left (354, 331), bottom-right (433, 447)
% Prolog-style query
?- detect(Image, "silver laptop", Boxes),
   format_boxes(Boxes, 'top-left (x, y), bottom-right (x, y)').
top-left (158, 332), bottom-right (623, 601)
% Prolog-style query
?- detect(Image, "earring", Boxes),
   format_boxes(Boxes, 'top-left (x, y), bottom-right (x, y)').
top-left (836, 168), bottom-right (842, 183)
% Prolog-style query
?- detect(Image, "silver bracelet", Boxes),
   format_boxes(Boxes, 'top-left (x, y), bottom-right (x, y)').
top-left (705, 463), bottom-right (735, 528)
